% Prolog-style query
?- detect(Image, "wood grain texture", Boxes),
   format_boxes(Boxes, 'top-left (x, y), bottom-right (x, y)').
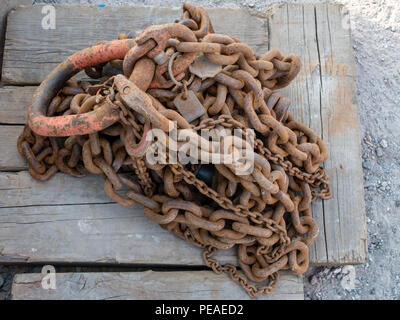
top-left (0, 4), bottom-right (366, 266)
top-left (0, 86), bottom-right (34, 124)
top-left (11, 271), bottom-right (303, 300)
top-left (0, 200), bottom-right (236, 265)
top-left (269, 3), bottom-right (367, 264)
top-left (0, 125), bottom-right (25, 171)
top-left (315, 4), bottom-right (367, 264)
top-left (2, 5), bottom-right (268, 84)
top-left (0, 0), bottom-right (32, 80)
top-left (0, 172), bottom-right (238, 266)
top-left (0, 171), bottom-right (114, 207)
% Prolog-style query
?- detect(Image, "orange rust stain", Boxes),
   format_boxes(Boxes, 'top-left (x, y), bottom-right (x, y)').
top-left (321, 55), bottom-right (349, 77)
top-left (303, 55), bottom-right (348, 77)
top-left (302, 62), bottom-right (319, 75)
top-left (329, 80), bottom-right (357, 135)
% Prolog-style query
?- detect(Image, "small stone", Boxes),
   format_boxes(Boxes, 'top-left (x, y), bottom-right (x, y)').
top-left (341, 265), bottom-right (356, 290)
top-left (380, 139), bottom-right (388, 148)
top-left (370, 288), bottom-right (376, 295)
top-left (396, 200), bottom-right (400, 207)
top-left (309, 275), bottom-right (318, 285)
top-left (362, 160), bottom-right (372, 170)
top-left (375, 148), bottom-right (384, 157)
top-left (333, 267), bottom-right (342, 274)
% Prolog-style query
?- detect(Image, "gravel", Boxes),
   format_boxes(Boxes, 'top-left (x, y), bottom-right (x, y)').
top-left (3, 0), bottom-right (399, 300)
top-left (380, 139), bottom-right (388, 149)
top-left (362, 160), bottom-right (372, 170)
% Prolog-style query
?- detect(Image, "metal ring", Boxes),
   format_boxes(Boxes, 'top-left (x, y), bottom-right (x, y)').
top-left (168, 51), bottom-right (184, 87)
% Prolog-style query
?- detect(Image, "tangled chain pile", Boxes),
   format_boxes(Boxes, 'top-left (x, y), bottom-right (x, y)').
top-left (18, 3), bottom-right (331, 297)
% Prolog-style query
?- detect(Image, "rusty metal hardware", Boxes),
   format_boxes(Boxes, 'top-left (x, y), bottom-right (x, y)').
top-left (189, 54), bottom-right (222, 78)
top-left (173, 90), bottom-right (206, 122)
top-left (18, 3), bottom-right (331, 298)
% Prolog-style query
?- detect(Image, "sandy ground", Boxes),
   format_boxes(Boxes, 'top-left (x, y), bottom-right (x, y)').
top-left (1, 0), bottom-right (399, 300)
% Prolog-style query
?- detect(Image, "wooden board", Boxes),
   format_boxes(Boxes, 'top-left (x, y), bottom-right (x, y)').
top-left (0, 200), bottom-right (236, 265)
top-left (11, 271), bottom-right (304, 300)
top-left (0, 0), bottom-right (32, 80)
top-left (0, 3), bottom-right (367, 266)
top-left (2, 5), bottom-right (268, 84)
top-left (0, 125), bottom-right (25, 171)
top-left (0, 86), bottom-right (34, 124)
top-left (0, 172), bottom-right (235, 266)
top-left (0, 171), bottom-right (115, 207)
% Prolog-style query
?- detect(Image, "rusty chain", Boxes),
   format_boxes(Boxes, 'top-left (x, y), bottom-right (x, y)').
top-left (17, 2), bottom-right (331, 298)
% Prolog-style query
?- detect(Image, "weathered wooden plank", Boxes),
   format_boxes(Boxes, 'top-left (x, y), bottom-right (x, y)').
top-left (2, 5), bottom-right (268, 84)
top-left (0, 201), bottom-right (236, 265)
top-left (315, 4), bottom-right (367, 264)
top-left (0, 86), bottom-right (34, 124)
top-left (269, 3), bottom-right (367, 264)
top-left (11, 271), bottom-right (303, 300)
top-left (0, 0), bottom-right (32, 80)
top-left (0, 125), bottom-right (25, 171)
top-left (0, 171), bottom-right (114, 207)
